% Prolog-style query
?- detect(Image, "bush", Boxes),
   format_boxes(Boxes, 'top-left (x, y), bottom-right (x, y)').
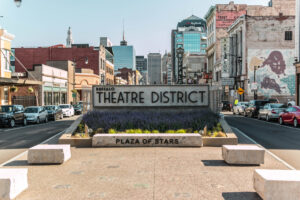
top-left (82, 110), bottom-right (219, 133)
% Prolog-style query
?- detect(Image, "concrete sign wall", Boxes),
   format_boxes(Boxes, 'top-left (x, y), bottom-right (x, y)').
top-left (92, 85), bottom-right (209, 108)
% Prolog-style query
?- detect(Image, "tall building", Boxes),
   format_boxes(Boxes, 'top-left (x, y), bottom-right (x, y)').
top-left (148, 53), bottom-right (162, 85)
top-left (136, 56), bottom-right (148, 85)
top-left (112, 34), bottom-right (136, 71)
top-left (66, 27), bottom-right (73, 47)
top-left (162, 52), bottom-right (171, 84)
top-left (171, 15), bottom-right (207, 83)
top-left (100, 37), bottom-right (112, 47)
top-left (136, 56), bottom-right (147, 72)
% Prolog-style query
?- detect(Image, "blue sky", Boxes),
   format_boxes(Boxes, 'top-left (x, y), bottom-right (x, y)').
top-left (0, 0), bottom-right (269, 56)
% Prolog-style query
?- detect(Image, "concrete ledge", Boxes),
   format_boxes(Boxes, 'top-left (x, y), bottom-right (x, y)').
top-left (92, 134), bottom-right (203, 147)
top-left (222, 145), bottom-right (265, 165)
top-left (254, 169), bottom-right (300, 200)
top-left (203, 118), bottom-right (238, 147)
top-left (0, 168), bottom-right (28, 200)
top-left (58, 134), bottom-right (92, 148)
top-left (28, 144), bottom-right (71, 164)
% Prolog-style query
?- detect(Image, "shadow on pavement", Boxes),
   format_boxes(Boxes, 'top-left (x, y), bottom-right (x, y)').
top-left (222, 192), bottom-right (262, 200)
top-left (4, 160), bottom-right (28, 166)
top-left (202, 160), bottom-right (229, 167)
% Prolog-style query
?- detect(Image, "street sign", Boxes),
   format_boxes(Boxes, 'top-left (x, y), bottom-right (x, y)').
top-left (237, 88), bottom-right (244, 95)
top-left (72, 93), bottom-right (77, 98)
top-left (251, 82), bottom-right (258, 91)
top-left (221, 78), bottom-right (235, 86)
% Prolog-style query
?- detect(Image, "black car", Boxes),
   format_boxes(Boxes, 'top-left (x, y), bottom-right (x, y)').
top-left (0, 105), bottom-right (27, 128)
top-left (74, 104), bottom-right (83, 115)
top-left (244, 100), bottom-right (269, 118)
top-left (44, 105), bottom-right (63, 121)
top-left (221, 101), bottom-right (232, 111)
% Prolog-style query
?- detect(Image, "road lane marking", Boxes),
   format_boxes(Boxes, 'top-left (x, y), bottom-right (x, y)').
top-left (0, 129), bottom-right (66, 167)
top-left (232, 127), bottom-right (296, 170)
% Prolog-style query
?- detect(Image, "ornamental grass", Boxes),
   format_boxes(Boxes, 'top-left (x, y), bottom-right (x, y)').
top-left (82, 109), bottom-right (219, 133)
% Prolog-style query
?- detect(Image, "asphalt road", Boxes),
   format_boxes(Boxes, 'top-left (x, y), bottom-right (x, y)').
top-left (0, 116), bottom-right (78, 165)
top-left (225, 113), bottom-right (300, 169)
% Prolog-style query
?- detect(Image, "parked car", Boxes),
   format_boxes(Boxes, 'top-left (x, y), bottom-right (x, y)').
top-left (258, 103), bottom-right (287, 121)
top-left (44, 105), bottom-right (63, 121)
top-left (221, 101), bottom-right (232, 111)
top-left (74, 104), bottom-right (82, 115)
top-left (24, 106), bottom-right (48, 124)
top-left (59, 104), bottom-right (74, 117)
top-left (233, 102), bottom-right (249, 115)
top-left (279, 106), bottom-right (300, 127)
top-left (0, 105), bottom-right (27, 128)
top-left (244, 100), bottom-right (269, 118)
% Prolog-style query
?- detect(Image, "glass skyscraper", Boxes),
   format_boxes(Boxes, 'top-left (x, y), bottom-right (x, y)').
top-left (171, 15), bottom-right (207, 83)
top-left (112, 46), bottom-right (136, 71)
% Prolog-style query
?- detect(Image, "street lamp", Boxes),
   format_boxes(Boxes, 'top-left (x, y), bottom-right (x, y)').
top-left (253, 65), bottom-right (260, 100)
top-left (14, 0), bottom-right (22, 7)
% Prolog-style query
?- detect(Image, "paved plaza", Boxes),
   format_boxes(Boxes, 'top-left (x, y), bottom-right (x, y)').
top-left (3, 145), bottom-right (288, 200)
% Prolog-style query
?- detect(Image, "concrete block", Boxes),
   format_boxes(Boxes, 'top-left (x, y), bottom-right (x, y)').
top-left (222, 145), bottom-right (265, 165)
top-left (28, 144), bottom-right (71, 164)
top-left (254, 169), bottom-right (300, 200)
top-left (0, 169), bottom-right (28, 200)
top-left (92, 134), bottom-right (203, 147)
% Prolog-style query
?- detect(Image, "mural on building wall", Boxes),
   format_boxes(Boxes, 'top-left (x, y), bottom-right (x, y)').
top-left (248, 49), bottom-right (295, 97)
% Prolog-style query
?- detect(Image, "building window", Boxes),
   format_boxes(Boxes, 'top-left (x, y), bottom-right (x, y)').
top-left (4, 88), bottom-right (9, 105)
top-left (285, 31), bottom-right (293, 41)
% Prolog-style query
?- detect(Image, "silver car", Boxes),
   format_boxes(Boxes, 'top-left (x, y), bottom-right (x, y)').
top-left (24, 106), bottom-right (48, 124)
top-left (233, 102), bottom-right (249, 115)
top-left (258, 103), bottom-right (287, 121)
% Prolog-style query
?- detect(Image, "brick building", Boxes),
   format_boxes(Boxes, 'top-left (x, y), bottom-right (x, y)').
top-left (14, 44), bottom-right (101, 75)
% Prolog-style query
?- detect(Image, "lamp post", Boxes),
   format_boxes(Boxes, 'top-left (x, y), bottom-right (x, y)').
top-left (253, 65), bottom-right (260, 100)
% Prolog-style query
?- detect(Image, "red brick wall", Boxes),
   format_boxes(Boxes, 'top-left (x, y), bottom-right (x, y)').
top-left (15, 47), bottom-right (100, 75)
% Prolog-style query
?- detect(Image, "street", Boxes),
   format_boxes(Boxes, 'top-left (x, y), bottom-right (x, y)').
top-left (225, 113), bottom-right (300, 170)
top-left (0, 116), bottom-right (77, 165)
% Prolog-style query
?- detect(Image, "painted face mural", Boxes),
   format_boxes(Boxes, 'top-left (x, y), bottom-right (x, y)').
top-left (261, 77), bottom-right (281, 94)
top-left (261, 51), bottom-right (286, 76)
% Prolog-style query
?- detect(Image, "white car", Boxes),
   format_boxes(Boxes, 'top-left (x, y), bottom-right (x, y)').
top-left (233, 102), bottom-right (249, 115)
top-left (59, 104), bottom-right (74, 117)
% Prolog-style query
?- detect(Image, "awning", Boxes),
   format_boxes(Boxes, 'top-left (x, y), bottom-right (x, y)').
top-left (0, 78), bottom-right (42, 86)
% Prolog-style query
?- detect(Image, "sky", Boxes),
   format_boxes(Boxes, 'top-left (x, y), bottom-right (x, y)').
top-left (0, 0), bottom-right (270, 56)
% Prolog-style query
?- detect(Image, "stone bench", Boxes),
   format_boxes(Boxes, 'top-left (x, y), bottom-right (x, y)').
top-left (28, 144), bottom-right (71, 164)
top-left (0, 169), bottom-right (28, 200)
top-left (222, 145), bottom-right (265, 165)
top-left (254, 169), bottom-right (300, 200)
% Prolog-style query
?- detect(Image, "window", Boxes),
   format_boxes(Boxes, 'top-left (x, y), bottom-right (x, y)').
top-left (4, 88), bottom-right (9, 105)
top-left (285, 31), bottom-right (292, 41)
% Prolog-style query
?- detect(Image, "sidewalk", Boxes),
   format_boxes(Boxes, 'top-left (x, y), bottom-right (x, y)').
top-left (3, 146), bottom-right (288, 200)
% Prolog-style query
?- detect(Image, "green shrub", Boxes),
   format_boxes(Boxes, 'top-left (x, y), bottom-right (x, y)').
top-left (143, 130), bottom-right (151, 134)
top-left (152, 130), bottom-right (160, 134)
top-left (176, 129), bottom-right (186, 134)
top-left (165, 130), bottom-right (175, 133)
top-left (108, 129), bottom-right (117, 134)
